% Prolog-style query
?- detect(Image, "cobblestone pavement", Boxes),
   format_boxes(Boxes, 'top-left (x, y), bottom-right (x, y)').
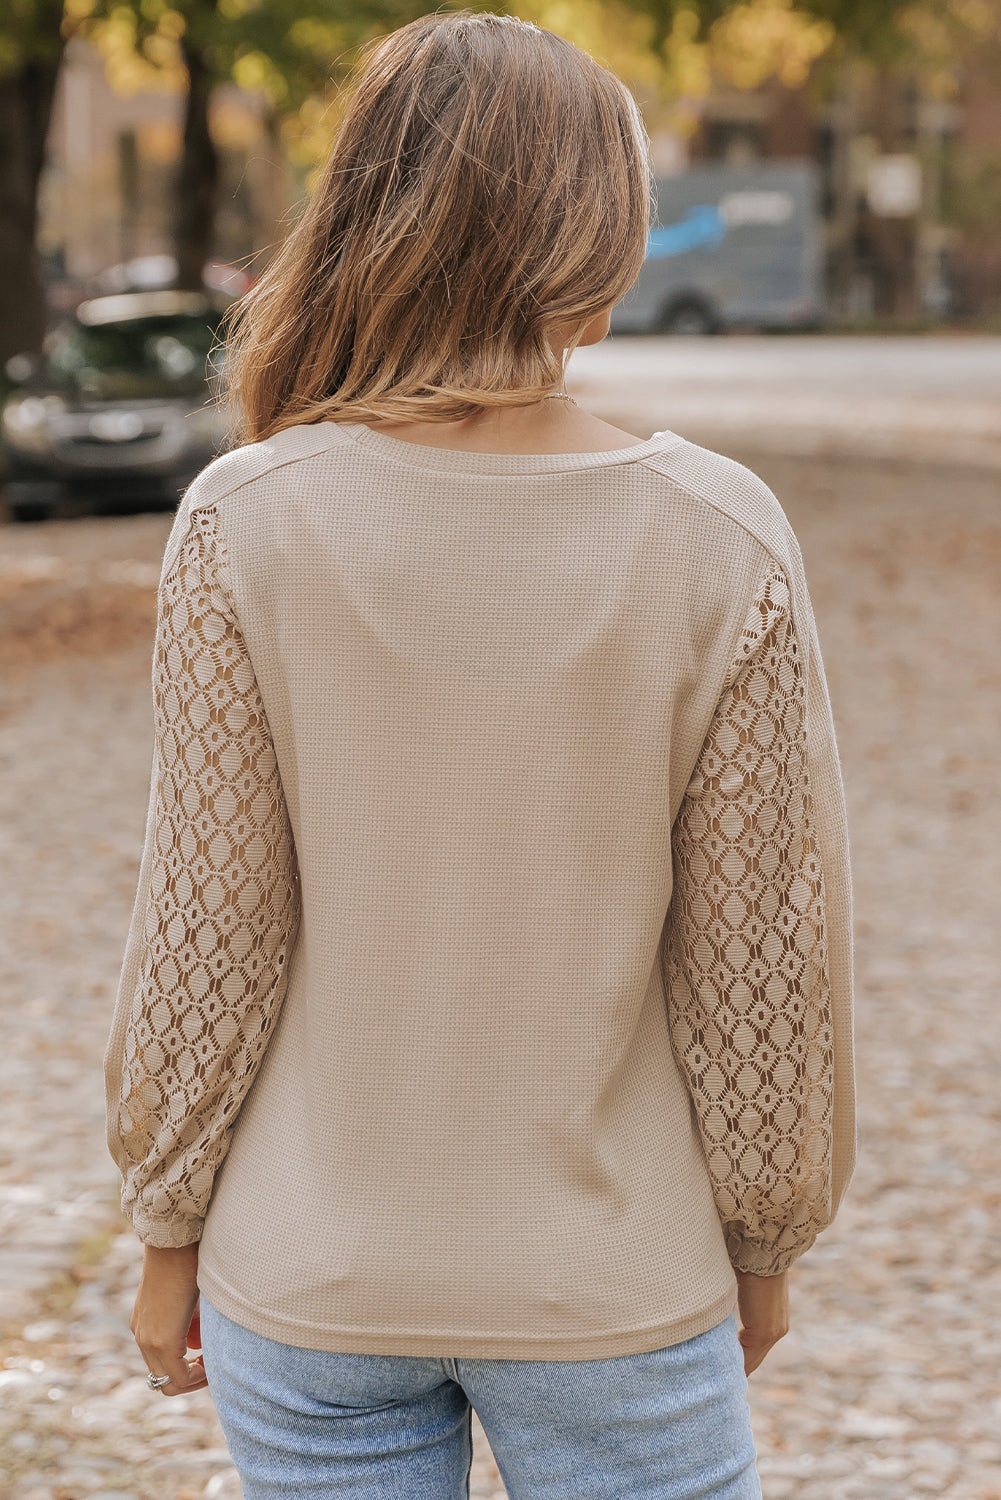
top-left (1, 446), bottom-right (1000, 1499)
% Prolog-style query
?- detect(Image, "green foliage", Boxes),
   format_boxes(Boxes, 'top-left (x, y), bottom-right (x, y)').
top-left (620, 0), bottom-right (929, 61)
top-left (799, 0), bottom-right (925, 60)
top-left (0, 0), bottom-right (67, 75)
top-left (624, 0), bottom-right (729, 51)
top-left (942, 142), bottom-right (1001, 239)
top-left (0, 0), bottom-right (504, 105)
top-left (84, 0), bottom-right (504, 111)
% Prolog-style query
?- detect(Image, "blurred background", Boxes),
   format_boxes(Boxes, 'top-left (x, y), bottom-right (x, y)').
top-left (2, 0), bottom-right (1001, 344)
top-left (4, 0), bottom-right (1001, 520)
top-left (1, 5), bottom-right (1000, 1500)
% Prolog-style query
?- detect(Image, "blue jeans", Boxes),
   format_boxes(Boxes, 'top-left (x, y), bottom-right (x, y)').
top-left (199, 1295), bottom-right (761, 1499)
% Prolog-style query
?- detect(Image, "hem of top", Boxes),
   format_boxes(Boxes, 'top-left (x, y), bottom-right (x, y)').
top-left (195, 1260), bottom-right (738, 1360)
top-left (334, 421), bottom-right (687, 476)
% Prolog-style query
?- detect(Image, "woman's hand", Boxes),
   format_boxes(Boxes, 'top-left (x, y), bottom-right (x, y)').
top-left (130, 1241), bottom-right (209, 1396)
top-left (734, 1266), bottom-right (790, 1376)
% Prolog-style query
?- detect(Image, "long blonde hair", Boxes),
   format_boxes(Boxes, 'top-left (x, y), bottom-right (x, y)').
top-left (222, 11), bottom-right (652, 442)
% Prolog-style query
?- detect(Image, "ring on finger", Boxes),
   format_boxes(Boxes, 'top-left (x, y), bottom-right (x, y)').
top-left (146, 1371), bottom-right (171, 1390)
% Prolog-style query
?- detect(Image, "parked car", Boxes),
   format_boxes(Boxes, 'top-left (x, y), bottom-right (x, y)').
top-left (1, 290), bottom-right (232, 521)
top-left (88, 254), bottom-right (256, 300)
top-left (610, 160), bottom-right (824, 335)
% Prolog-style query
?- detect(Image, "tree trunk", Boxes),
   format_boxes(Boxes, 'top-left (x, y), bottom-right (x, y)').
top-left (175, 39), bottom-right (219, 290)
top-left (0, 41), bottom-right (65, 362)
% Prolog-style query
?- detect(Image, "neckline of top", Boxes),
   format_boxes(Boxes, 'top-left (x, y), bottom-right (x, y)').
top-left (334, 421), bottom-right (686, 475)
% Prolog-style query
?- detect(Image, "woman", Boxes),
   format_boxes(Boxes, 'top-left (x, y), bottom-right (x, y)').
top-left (104, 13), bottom-right (856, 1498)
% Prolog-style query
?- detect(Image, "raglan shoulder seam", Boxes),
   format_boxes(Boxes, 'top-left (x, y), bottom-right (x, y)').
top-left (639, 439), bottom-right (809, 712)
top-left (639, 439), bottom-right (801, 577)
top-left (639, 439), bottom-right (814, 685)
top-left (193, 425), bottom-right (353, 510)
top-left (159, 423), bottom-right (353, 584)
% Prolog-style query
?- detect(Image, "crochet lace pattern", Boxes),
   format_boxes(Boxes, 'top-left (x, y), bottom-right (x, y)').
top-left (664, 561), bottom-right (834, 1275)
top-left (113, 507), bottom-right (300, 1245)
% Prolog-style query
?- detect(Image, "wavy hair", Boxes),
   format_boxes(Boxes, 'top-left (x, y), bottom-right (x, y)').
top-left (221, 11), bottom-right (652, 441)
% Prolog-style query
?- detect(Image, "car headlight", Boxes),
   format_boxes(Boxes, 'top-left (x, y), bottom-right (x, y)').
top-left (2, 395), bottom-right (65, 455)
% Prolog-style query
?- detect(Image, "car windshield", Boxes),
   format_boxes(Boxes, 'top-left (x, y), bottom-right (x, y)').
top-left (46, 314), bottom-right (223, 399)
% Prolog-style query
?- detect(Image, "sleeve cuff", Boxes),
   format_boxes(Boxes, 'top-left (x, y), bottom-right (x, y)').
top-left (128, 1203), bottom-right (204, 1249)
top-left (727, 1228), bottom-right (819, 1277)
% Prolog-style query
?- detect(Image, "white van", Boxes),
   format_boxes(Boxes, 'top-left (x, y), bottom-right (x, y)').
top-left (611, 160), bottom-right (824, 334)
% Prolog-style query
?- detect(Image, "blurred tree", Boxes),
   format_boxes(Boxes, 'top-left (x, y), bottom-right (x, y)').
top-left (0, 1), bottom-right (485, 359)
top-left (0, 0), bottom-right (71, 361)
top-left (2, 0), bottom-right (994, 359)
top-left (620, 0), bottom-right (916, 56)
top-left (81, 0), bottom-right (489, 289)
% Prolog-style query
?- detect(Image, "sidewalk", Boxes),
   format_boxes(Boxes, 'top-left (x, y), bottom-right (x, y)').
top-left (568, 334), bottom-right (1001, 469)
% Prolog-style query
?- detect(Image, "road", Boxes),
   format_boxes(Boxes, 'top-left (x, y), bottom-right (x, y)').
top-left (568, 334), bottom-right (1001, 468)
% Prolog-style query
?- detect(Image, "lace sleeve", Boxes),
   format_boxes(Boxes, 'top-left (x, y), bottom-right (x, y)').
top-left (664, 559), bottom-right (836, 1277)
top-left (105, 505), bottom-right (300, 1248)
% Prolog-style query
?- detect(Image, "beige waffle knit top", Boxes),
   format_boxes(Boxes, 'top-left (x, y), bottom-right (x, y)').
top-left (104, 420), bottom-right (856, 1359)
